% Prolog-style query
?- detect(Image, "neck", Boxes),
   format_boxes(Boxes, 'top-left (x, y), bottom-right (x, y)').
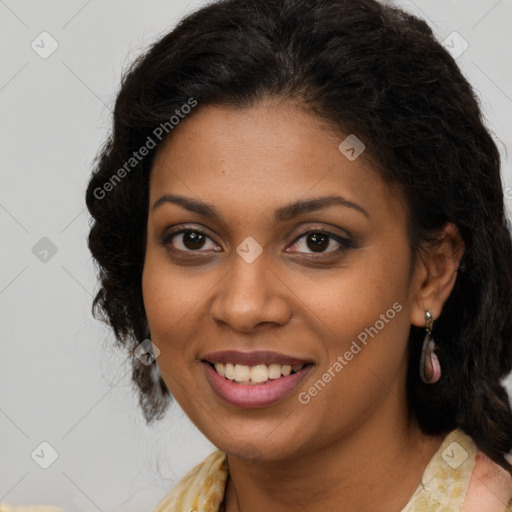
top-left (224, 399), bottom-right (447, 512)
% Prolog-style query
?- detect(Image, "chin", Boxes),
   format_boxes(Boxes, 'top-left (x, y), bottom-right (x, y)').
top-left (203, 421), bottom-right (312, 462)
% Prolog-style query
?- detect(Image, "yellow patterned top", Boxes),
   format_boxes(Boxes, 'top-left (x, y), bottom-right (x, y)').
top-left (151, 429), bottom-right (512, 512)
top-left (1, 429), bottom-right (511, 512)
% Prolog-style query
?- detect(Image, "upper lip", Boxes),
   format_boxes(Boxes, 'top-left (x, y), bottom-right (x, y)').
top-left (202, 350), bottom-right (312, 366)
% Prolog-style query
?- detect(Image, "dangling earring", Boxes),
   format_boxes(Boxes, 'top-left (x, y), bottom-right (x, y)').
top-left (419, 311), bottom-right (441, 384)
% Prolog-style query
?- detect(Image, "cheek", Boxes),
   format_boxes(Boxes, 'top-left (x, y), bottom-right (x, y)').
top-left (141, 247), bottom-right (223, 376)
top-left (297, 271), bottom-right (411, 434)
top-left (141, 250), bottom-right (196, 353)
top-left (141, 254), bottom-right (204, 402)
top-left (142, 257), bottom-right (170, 339)
top-left (142, 236), bottom-right (203, 325)
top-left (315, 243), bottom-right (412, 381)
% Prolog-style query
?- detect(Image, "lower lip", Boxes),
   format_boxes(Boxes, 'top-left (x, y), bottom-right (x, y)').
top-left (203, 362), bottom-right (313, 408)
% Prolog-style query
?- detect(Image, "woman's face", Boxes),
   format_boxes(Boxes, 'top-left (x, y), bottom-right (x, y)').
top-left (142, 99), bottom-right (424, 461)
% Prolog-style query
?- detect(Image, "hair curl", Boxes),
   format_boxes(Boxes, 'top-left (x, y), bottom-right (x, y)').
top-left (85, 0), bottom-right (512, 472)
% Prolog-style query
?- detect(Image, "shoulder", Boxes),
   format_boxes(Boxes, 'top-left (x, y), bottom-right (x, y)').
top-left (151, 449), bottom-right (228, 512)
top-left (404, 428), bottom-right (512, 512)
top-left (462, 452), bottom-right (512, 512)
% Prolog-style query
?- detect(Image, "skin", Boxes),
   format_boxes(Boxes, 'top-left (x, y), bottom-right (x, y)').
top-left (142, 98), bottom-right (465, 512)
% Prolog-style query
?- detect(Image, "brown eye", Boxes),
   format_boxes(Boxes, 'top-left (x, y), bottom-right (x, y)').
top-left (182, 231), bottom-right (207, 250)
top-left (305, 233), bottom-right (330, 252)
top-left (163, 228), bottom-right (219, 252)
top-left (289, 230), bottom-right (353, 256)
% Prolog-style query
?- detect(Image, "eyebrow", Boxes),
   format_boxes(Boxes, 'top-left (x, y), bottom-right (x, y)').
top-left (152, 193), bottom-right (370, 221)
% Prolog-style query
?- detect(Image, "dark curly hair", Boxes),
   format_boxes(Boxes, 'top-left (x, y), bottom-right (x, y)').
top-left (85, 0), bottom-right (512, 472)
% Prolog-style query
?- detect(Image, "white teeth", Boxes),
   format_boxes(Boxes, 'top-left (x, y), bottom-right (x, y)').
top-left (224, 363), bottom-right (235, 380)
top-left (233, 364), bottom-right (251, 382)
top-left (281, 364), bottom-right (292, 376)
top-left (212, 362), bottom-right (305, 383)
top-left (250, 365), bottom-right (269, 383)
top-left (268, 364), bottom-right (282, 379)
top-left (214, 363), bottom-right (225, 377)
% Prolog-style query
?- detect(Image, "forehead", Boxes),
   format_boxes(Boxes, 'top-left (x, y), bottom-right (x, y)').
top-left (149, 101), bottom-right (406, 225)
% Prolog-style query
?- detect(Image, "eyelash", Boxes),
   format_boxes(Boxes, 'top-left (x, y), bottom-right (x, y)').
top-left (160, 225), bottom-right (354, 259)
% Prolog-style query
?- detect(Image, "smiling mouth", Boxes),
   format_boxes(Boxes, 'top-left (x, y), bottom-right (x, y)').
top-left (204, 361), bottom-right (310, 385)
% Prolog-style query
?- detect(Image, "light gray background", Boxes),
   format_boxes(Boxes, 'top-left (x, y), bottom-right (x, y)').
top-left (1, 1), bottom-right (512, 511)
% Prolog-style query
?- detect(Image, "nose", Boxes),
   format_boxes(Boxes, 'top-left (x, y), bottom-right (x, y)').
top-left (209, 252), bottom-right (292, 333)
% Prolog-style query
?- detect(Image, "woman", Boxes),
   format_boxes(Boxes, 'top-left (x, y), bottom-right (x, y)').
top-left (84, 0), bottom-right (512, 510)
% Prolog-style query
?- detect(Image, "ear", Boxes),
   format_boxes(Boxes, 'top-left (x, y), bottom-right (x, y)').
top-left (410, 222), bottom-right (465, 328)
